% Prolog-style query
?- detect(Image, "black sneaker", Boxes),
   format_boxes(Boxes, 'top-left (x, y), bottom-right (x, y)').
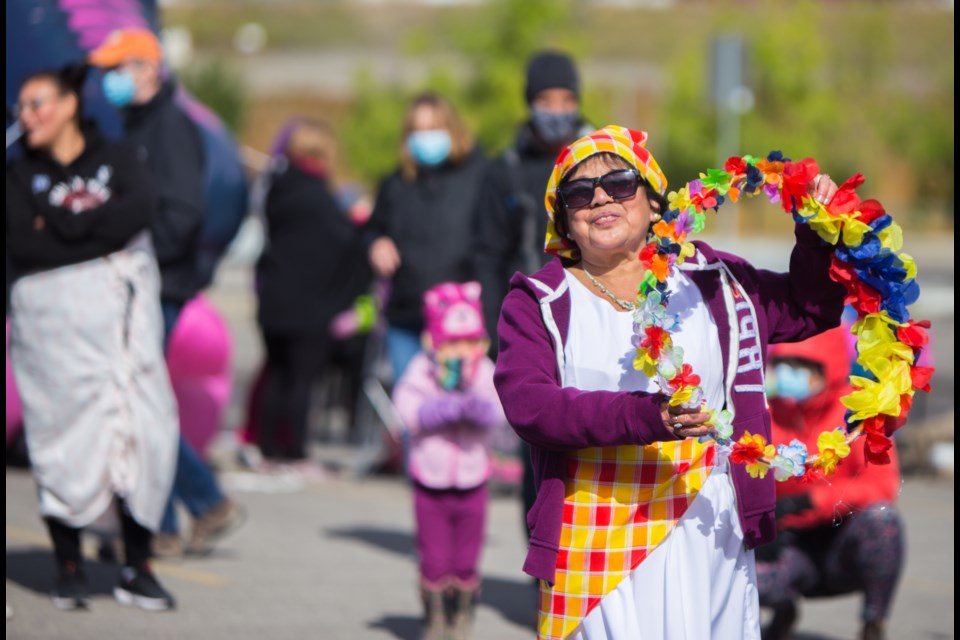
top-left (51, 570), bottom-right (89, 611)
top-left (113, 566), bottom-right (176, 611)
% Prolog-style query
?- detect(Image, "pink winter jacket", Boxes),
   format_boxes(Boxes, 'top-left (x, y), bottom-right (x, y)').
top-left (393, 352), bottom-right (505, 490)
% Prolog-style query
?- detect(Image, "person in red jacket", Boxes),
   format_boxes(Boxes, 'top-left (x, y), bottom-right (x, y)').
top-left (757, 325), bottom-right (904, 640)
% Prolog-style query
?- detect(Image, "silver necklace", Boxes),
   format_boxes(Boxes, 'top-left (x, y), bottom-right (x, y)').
top-left (581, 267), bottom-right (636, 311)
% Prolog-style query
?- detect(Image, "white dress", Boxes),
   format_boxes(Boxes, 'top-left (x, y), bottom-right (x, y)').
top-left (562, 269), bottom-right (760, 640)
top-left (9, 241), bottom-right (178, 530)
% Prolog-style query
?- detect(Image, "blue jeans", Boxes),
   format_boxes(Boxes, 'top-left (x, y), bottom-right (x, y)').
top-left (160, 436), bottom-right (227, 534)
top-left (160, 299), bottom-right (227, 535)
top-left (386, 326), bottom-right (422, 382)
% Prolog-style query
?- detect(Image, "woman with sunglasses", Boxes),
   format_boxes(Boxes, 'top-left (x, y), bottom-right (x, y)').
top-left (6, 63), bottom-right (178, 611)
top-left (494, 125), bottom-right (843, 640)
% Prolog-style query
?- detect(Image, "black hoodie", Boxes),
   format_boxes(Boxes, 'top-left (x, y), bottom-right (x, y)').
top-left (6, 123), bottom-right (156, 275)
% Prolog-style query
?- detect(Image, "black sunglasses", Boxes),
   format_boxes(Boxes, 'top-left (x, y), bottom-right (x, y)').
top-left (557, 169), bottom-right (642, 210)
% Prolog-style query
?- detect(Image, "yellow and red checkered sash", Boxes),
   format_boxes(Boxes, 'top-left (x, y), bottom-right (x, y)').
top-left (537, 439), bottom-right (715, 640)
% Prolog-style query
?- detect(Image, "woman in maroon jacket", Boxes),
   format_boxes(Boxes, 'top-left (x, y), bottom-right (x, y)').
top-left (758, 326), bottom-right (903, 640)
top-left (493, 125), bottom-right (843, 640)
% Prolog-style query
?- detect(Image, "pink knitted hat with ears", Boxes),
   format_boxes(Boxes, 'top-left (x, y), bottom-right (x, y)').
top-left (423, 281), bottom-right (488, 347)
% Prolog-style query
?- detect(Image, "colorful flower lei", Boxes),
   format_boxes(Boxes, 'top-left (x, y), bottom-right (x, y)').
top-left (633, 152), bottom-right (935, 481)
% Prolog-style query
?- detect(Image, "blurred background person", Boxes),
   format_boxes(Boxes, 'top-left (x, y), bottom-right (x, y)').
top-left (392, 281), bottom-right (505, 640)
top-left (472, 48), bottom-right (593, 554)
top-left (6, 63), bottom-right (177, 611)
top-left (473, 49), bottom-right (591, 355)
top-left (757, 326), bottom-right (905, 640)
top-left (253, 117), bottom-right (371, 471)
top-left (364, 91), bottom-right (487, 383)
top-left (88, 27), bottom-right (242, 558)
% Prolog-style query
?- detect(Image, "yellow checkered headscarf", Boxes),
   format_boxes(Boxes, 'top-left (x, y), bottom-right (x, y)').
top-left (544, 125), bottom-right (667, 260)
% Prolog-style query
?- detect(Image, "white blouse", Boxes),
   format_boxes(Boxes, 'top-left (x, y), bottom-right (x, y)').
top-left (562, 267), bottom-right (724, 412)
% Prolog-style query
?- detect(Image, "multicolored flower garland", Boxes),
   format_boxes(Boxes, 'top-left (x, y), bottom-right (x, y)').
top-left (633, 152), bottom-right (935, 481)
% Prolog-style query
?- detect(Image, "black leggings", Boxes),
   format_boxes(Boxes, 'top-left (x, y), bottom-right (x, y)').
top-left (756, 504), bottom-right (905, 622)
top-left (259, 332), bottom-right (331, 460)
top-left (45, 500), bottom-right (153, 572)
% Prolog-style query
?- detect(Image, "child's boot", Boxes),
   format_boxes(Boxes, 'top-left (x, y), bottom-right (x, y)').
top-left (420, 585), bottom-right (446, 640)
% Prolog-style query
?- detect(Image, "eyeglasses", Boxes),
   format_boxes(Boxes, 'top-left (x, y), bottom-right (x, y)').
top-left (557, 169), bottom-right (643, 210)
top-left (11, 92), bottom-right (62, 120)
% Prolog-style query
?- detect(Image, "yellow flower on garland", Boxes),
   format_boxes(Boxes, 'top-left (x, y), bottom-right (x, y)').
top-left (853, 313), bottom-right (904, 351)
top-left (878, 221), bottom-right (903, 252)
top-left (634, 349), bottom-right (659, 378)
top-left (668, 189), bottom-right (692, 212)
top-left (873, 358), bottom-right (914, 395)
top-left (814, 429), bottom-right (852, 475)
top-left (841, 214), bottom-right (874, 248)
top-left (667, 384), bottom-right (696, 407)
top-left (746, 450), bottom-right (776, 478)
top-left (797, 200), bottom-right (843, 245)
top-left (842, 374), bottom-right (903, 421)
top-left (899, 253), bottom-right (917, 279)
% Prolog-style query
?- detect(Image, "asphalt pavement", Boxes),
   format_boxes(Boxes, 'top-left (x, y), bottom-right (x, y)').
top-left (5, 454), bottom-right (955, 640)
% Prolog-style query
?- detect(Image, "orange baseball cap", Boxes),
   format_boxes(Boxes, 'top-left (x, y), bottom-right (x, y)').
top-left (89, 28), bottom-right (163, 67)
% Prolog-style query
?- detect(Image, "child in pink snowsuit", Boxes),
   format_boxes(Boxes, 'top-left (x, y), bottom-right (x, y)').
top-left (392, 281), bottom-right (505, 640)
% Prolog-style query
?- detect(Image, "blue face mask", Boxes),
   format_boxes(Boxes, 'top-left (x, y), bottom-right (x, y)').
top-left (102, 69), bottom-right (136, 107)
top-left (407, 129), bottom-right (452, 167)
top-left (773, 363), bottom-right (814, 401)
top-left (531, 108), bottom-right (580, 145)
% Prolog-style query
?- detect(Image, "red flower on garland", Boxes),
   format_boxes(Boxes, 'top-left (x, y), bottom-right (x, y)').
top-left (730, 431), bottom-right (768, 466)
top-left (781, 158), bottom-right (820, 213)
top-left (897, 319), bottom-right (932, 349)
top-left (857, 198), bottom-right (887, 224)
top-left (642, 326), bottom-right (668, 360)
top-left (668, 363), bottom-right (701, 390)
top-left (860, 416), bottom-right (894, 465)
top-left (911, 366), bottom-right (935, 393)
top-left (724, 157), bottom-right (747, 176)
top-left (690, 188), bottom-right (719, 211)
top-left (830, 257), bottom-right (882, 314)
top-left (826, 173), bottom-right (866, 214)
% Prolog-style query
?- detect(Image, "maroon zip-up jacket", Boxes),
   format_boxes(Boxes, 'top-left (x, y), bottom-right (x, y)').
top-left (493, 224), bottom-right (844, 583)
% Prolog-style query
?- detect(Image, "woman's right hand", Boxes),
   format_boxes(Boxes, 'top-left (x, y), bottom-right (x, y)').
top-left (660, 402), bottom-right (714, 439)
top-left (369, 236), bottom-right (401, 278)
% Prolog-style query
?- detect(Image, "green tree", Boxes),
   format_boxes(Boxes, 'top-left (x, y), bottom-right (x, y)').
top-left (340, 0), bottom-right (610, 186)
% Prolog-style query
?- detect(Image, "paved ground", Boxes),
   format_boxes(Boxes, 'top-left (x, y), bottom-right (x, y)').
top-left (4, 459), bottom-right (955, 640)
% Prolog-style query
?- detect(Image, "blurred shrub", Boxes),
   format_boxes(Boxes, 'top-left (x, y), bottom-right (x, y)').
top-left (340, 0), bottom-right (612, 186)
top-left (659, 1), bottom-right (953, 224)
top-left (329, 0), bottom-right (953, 221)
top-left (180, 58), bottom-right (248, 133)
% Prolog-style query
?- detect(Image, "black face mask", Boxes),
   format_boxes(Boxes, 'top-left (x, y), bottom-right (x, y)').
top-left (531, 108), bottom-right (580, 146)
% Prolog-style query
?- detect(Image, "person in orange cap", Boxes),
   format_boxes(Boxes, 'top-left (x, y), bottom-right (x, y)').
top-left (88, 27), bottom-right (243, 561)
top-left (88, 27), bottom-right (165, 107)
